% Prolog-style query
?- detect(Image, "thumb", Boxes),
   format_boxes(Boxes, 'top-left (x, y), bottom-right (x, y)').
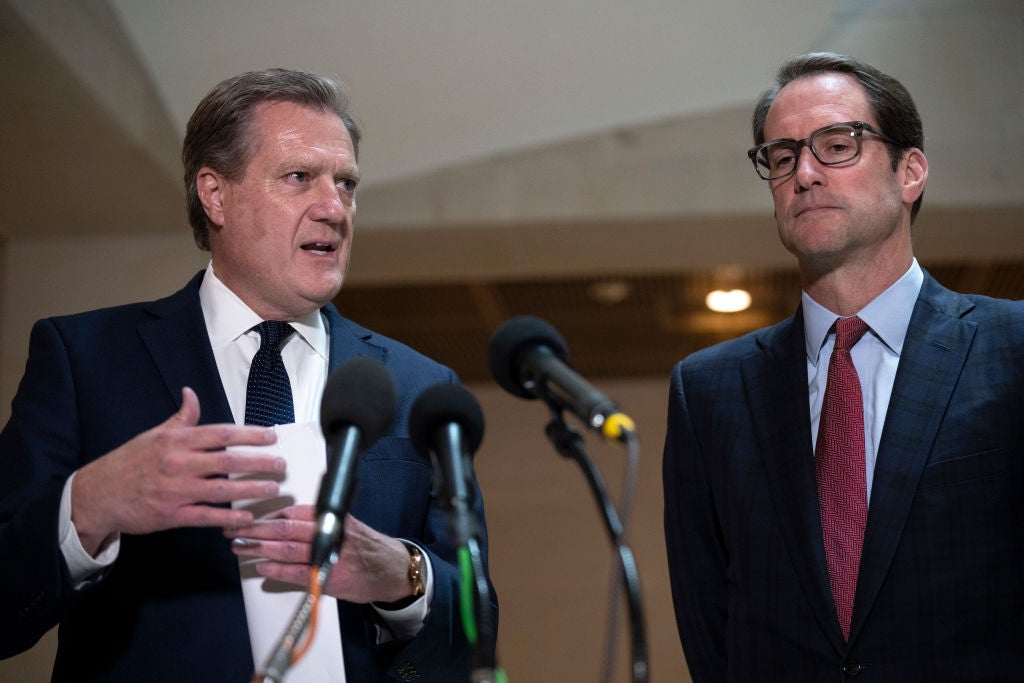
top-left (168, 386), bottom-right (201, 427)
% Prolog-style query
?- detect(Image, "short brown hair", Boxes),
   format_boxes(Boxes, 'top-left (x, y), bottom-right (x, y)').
top-left (752, 53), bottom-right (925, 222)
top-left (182, 68), bottom-right (362, 249)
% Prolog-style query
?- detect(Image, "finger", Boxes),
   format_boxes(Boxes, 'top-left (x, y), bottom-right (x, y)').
top-left (175, 505), bottom-right (255, 529)
top-left (210, 450), bottom-right (287, 476)
top-left (172, 387), bottom-right (201, 427)
top-left (223, 516), bottom-right (315, 541)
top-left (275, 504), bottom-right (316, 521)
top-left (231, 538), bottom-right (311, 563)
top-left (195, 476), bottom-right (281, 504)
top-left (163, 449), bottom-right (284, 480)
top-left (145, 387), bottom-right (201, 434)
top-left (184, 423), bottom-right (278, 451)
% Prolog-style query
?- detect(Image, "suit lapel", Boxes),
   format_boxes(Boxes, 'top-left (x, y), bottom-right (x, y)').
top-left (323, 304), bottom-right (388, 371)
top-left (134, 279), bottom-right (390, 422)
top-left (744, 312), bottom-right (847, 652)
top-left (848, 274), bottom-right (977, 641)
top-left (136, 271), bottom-right (234, 424)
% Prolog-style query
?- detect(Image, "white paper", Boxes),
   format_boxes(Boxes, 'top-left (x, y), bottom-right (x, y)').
top-left (230, 421), bottom-right (346, 683)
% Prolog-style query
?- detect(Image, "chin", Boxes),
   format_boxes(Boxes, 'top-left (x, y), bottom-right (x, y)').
top-left (312, 278), bottom-right (345, 304)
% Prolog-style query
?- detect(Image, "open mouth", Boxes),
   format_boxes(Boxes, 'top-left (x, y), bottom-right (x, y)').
top-left (301, 242), bottom-right (336, 255)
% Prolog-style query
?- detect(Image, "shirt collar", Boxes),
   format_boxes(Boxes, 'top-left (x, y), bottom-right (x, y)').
top-left (802, 258), bottom-right (924, 365)
top-left (198, 261), bottom-right (328, 360)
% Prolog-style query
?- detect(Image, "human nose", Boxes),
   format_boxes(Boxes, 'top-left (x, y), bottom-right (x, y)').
top-left (792, 144), bottom-right (826, 191)
top-left (309, 179), bottom-right (348, 223)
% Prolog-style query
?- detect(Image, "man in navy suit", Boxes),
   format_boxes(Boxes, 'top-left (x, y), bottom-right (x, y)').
top-left (663, 53), bottom-right (1024, 682)
top-left (0, 68), bottom-right (493, 682)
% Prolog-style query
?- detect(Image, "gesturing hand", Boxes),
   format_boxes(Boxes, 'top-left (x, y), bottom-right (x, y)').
top-left (71, 387), bottom-right (286, 556)
top-left (225, 505), bottom-right (415, 605)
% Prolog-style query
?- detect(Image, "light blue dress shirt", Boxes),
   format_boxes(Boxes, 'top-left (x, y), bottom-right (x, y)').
top-left (803, 259), bottom-right (924, 503)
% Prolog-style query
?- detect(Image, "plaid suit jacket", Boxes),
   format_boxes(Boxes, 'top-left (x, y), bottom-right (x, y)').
top-left (663, 271), bottom-right (1024, 682)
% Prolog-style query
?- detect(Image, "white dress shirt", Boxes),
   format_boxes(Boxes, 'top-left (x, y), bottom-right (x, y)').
top-left (199, 265), bottom-right (328, 428)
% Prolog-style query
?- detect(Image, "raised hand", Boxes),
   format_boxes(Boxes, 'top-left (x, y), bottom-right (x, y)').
top-left (71, 387), bottom-right (286, 555)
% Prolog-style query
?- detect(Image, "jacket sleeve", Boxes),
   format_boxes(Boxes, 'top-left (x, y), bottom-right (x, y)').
top-left (0, 319), bottom-right (86, 657)
top-left (663, 361), bottom-right (729, 682)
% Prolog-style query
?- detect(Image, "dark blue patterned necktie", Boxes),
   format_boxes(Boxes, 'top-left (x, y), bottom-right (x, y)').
top-left (244, 321), bottom-right (295, 427)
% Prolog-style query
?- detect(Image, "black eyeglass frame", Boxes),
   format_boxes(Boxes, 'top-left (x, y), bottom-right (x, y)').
top-left (746, 120), bottom-right (906, 181)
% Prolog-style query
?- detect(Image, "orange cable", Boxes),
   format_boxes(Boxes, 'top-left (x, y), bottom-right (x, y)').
top-left (290, 565), bottom-right (322, 664)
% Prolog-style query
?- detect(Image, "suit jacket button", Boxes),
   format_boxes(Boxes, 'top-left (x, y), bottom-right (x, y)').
top-left (397, 661), bottom-right (420, 680)
top-left (18, 591), bottom-right (46, 617)
top-left (842, 659), bottom-right (863, 677)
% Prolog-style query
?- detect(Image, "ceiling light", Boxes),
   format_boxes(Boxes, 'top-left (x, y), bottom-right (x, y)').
top-left (588, 279), bottom-right (632, 305)
top-left (705, 289), bottom-right (751, 313)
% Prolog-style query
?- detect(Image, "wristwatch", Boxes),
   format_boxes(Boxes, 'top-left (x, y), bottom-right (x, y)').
top-left (375, 543), bottom-right (425, 611)
top-left (406, 544), bottom-right (425, 599)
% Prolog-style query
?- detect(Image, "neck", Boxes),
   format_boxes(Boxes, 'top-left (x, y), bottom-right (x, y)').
top-left (801, 252), bottom-right (913, 316)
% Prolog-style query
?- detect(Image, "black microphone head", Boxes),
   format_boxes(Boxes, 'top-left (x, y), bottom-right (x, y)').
top-left (409, 383), bottom-right (485, 456)
top-left (488, 316), bottom-right (569, 399)
top-left (320, 357), bottom-right (397, 446)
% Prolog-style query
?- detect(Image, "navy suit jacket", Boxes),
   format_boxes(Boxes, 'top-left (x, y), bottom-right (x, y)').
top-left (0, 271), bottom-right (495, 682)
top-left (663, 272), bottom-right (1024, 682)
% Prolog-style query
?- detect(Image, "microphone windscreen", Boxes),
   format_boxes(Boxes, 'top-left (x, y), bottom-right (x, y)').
top-left (488, 316), bottom-right (569, 398)
top-left (320, 357), bottom-right (397, 446)
top-left (409, 383), bottom-right (485, 456)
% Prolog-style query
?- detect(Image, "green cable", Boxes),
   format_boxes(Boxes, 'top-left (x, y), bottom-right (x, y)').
top-left (457, 546), bottom-right (478, 645)
top-left (458, 546), bottom-right (507, 681)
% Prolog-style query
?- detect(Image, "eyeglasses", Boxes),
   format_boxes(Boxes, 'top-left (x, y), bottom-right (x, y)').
top-left (747, 121), bottom-right (904, 181)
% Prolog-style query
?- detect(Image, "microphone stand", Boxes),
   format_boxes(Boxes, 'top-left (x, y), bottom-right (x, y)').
top-left (252, 562), bottom-right (332, 683)
top-left (544, 409), bottom-right (649, 683)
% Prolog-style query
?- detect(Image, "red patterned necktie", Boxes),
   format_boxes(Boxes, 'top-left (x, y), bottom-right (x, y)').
top-left (816, 315), bottom-right (870, 640)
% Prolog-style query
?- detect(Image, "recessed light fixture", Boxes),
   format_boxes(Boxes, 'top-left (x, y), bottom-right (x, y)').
top-left (705, 289), bottom-right (752, 313)
top-left (588, 279), bottom-right (632, 305)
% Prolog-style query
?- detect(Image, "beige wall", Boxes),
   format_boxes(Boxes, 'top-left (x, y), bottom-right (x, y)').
top-left (0, 232), bottom-right (689, 682)
top-left (472, 378), bottom-right (688, 682)
top-left (0, 233), bottom-right (208, 418)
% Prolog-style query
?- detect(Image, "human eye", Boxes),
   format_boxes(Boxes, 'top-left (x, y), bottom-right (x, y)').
top-left (337, 176), bottom-right (358, 193)
top-left (285, 171), bottom-right (310, 183)
top-left (767, 143), bottom-right (796, 171)
top-left (815, 129), bottom-right (856, 161)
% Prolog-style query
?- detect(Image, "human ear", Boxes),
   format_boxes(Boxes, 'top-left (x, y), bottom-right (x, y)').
top-left (196, 168), bottom-right (227, 228)
top-left (900, 148), bottom-right (928, 205)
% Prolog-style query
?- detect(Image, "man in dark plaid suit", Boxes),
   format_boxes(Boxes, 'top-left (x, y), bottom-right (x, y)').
top-left (663, 52), bottom-right (1024, 682)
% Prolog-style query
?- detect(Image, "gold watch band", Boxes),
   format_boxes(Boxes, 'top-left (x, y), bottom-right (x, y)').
top-left (407, 544), bottom-right (425, 598)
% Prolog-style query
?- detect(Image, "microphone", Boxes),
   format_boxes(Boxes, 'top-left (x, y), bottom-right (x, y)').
top-left (310, 356), bottom-right (396, 568)
top-left (409, 383), bottom-right (499, 678)
top-left (488, 316), bottom-right (635, 442)
top-left (408, 383), bottom-right (485, 545)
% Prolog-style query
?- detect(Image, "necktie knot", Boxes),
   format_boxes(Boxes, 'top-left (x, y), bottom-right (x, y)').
top-left (255, 320), bottom-right (293, 350)
top-left (833, 316), bottom-right (869, 352)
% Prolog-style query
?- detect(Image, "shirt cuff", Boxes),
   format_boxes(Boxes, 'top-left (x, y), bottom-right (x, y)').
top-left (372, 541), bottom-right (434, 642)
top-left (59, 473), bottom-right (120, 588)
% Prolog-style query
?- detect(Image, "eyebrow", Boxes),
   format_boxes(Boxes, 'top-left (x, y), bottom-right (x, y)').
top-left (274, 154), bottom-right (360, 180)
